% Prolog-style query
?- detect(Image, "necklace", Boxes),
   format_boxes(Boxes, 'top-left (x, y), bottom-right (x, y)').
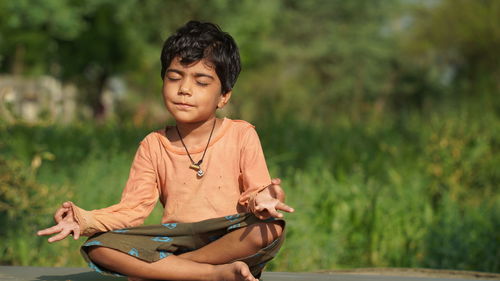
top-left (175, 118), bottom-right (217, 177)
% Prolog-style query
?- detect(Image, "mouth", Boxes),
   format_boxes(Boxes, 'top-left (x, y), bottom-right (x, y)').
top-left (173, 102), bottom-right (195, 110)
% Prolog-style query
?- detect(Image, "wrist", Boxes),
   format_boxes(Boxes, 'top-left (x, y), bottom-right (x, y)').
top-left (247, 193), bottom-right (257, 212)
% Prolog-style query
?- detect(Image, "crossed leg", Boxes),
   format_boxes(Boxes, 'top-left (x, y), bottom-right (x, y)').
top-left (88, 221), bottom-right (283, 281)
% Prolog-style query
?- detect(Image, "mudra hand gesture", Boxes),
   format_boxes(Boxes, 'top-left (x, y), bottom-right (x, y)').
top-left (37, 201), bottom-right (81, 242)
top-left (249, 178), bottom-right (295, 220)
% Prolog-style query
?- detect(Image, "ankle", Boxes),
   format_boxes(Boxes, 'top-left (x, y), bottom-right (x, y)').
top-left (209, 264), bottom-right (223, 281)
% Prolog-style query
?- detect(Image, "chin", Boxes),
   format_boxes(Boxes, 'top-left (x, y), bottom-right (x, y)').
top-left (172, 115), bottom-right (202, 124)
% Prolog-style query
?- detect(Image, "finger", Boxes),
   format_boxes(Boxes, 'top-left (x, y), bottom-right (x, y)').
top-left (265, 206), bottom-right (283, 218)
top-left (271, 178), bottom-right (281, 185)
top-left (276, 202), bottom-right (295, 213)
top-left (73, 227), bottom-right (80, 240)
top-left (37, 225), bottom-right (62, 236)
top-left (62, 201), bottom-right (72, 208)
top-left (54, 207), bottom-right (69, 223)
top-left (54, 201), bottom-right (73, 223)
top-left (264, 206), bottom-right (283, 218)
top-left (48, 228), bottom-right (71, 243)
top-left (255, 211), bottom-right (270, 220)
top-left (65, 205), bottom-right (74, 218)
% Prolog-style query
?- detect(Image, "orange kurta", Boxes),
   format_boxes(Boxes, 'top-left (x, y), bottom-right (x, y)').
top-left (71, 118), bottom-right (271, 236)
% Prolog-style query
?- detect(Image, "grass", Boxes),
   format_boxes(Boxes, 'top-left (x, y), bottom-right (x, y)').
top-left (0, 104), bottom-right (498, 273)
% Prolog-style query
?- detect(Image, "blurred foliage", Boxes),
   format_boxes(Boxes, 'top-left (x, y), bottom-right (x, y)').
top-left (0, 153), bottom-right (73, 265)
top-left (403, 0), bottom-right (500, 96)
top-left (0, 0), bottom-right (499, 273)
top-left (1, 0), bottom-right (498, 122)
top-left (1, 102), bottom-right (498, 272)
top-left (262, 105), bottom-right (499, 272)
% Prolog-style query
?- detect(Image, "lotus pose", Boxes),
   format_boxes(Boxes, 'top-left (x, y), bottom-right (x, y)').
top-left (38, 20), bottom-right (294, 281)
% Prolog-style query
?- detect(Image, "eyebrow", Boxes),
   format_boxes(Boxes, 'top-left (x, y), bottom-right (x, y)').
top-left (166, 69), bottom-right (214, 80)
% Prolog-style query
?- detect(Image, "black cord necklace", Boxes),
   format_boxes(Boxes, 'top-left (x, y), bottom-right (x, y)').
top-left (175, 118), bottom-right (217, 177)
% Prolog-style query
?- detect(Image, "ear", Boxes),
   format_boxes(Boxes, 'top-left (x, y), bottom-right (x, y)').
top-left (217, 90), bottom-right (232, 109)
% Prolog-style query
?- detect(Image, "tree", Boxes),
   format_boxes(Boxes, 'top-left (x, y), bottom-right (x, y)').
top-left (0, 0), bottom-right (176, 119)
top-left (0, 0), bottom-right (88, 75)
top-left (402, 0), bottom-right (500, 99)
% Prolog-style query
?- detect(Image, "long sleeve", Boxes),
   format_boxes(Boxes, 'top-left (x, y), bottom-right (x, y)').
top-left (238, 126), bottom-right (272, 206)
top-left (71, 138), bottom-right (159, 236)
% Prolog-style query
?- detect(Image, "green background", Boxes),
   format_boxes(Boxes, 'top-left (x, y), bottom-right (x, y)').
top-left (0, 0), bottom-right (498, 273)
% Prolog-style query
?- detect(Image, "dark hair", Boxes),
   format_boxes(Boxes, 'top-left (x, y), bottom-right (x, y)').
top-left (160, 21), bottom-right (241, 94)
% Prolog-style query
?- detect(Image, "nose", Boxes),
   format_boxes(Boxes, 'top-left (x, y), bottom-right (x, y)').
top-left (179, 80), bottom-right (192, 96)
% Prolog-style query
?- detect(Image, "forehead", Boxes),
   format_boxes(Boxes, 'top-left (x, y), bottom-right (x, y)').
top-left (168, 56), bottom-right (216, 75)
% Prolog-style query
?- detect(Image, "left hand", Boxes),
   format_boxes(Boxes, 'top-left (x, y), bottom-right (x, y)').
top-left (250, 178), bottom-right (295, 220)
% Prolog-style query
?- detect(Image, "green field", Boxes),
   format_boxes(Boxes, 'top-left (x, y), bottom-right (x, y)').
top-left (1, 0), bottom-right (499, 275)
top-left (1, 102), bottom-right (498, 273)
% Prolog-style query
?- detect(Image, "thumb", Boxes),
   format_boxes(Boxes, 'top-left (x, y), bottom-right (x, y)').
top-left (62, 201), bottom-right (73, 208)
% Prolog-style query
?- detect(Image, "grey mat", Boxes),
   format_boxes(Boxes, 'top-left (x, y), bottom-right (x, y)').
top-left (0, 266), bottom-right (498, 281)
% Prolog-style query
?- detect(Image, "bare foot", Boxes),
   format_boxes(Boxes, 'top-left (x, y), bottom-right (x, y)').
top-left (213, 261), bottom-right (257, 281)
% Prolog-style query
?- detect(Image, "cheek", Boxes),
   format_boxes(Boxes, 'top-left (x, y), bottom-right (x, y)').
top-left (162, 84), bottom-right (175, 100)
top-left (162, 87), bottom-right (175, 110)
top-left (161, 89), bottom-right (168, 105)
top-left (202, 91), bottom-right (222, 107)
top-left (161, 82), bottom-right (167, 95)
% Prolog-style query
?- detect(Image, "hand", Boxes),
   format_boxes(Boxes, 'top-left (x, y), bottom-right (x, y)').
top-left (250, 178), bottom-right (295, 220)
top-left (37, 201), bottom-right (81, 243)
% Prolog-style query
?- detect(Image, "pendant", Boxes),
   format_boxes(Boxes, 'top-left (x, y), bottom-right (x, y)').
top-left (190, 163), bottom-right (204, 177)
top-left (197, 169), bottom-right (204, 177)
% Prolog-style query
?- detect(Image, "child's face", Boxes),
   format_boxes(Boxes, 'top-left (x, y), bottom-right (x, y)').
top-left (162, 57), bottom-right (231, 124)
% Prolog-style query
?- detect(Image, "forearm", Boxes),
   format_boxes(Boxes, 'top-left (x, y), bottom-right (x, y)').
top-left (70, 201), bottom-right (155, 236)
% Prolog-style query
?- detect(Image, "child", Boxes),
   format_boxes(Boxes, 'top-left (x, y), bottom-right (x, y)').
top-left (37, 21), bottom-right (294, 281)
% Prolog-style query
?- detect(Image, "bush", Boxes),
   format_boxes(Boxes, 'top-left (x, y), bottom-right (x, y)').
top-left (0, 155), bottom-right (72, 265)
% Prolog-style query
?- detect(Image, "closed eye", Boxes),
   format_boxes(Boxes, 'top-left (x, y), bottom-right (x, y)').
top-left (167, 77), bottom-right (181, 82)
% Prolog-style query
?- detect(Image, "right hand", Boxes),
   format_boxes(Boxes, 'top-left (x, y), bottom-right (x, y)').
top-left (37, 201), bottom-right (81, 243)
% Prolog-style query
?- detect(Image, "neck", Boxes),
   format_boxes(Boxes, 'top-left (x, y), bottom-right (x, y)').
top-left (175, 117), bottom-right (218, 144)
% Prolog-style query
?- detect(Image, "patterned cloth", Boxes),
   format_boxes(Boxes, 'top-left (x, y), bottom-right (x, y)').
top-left (81, 213), bottom-right (285, 278)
